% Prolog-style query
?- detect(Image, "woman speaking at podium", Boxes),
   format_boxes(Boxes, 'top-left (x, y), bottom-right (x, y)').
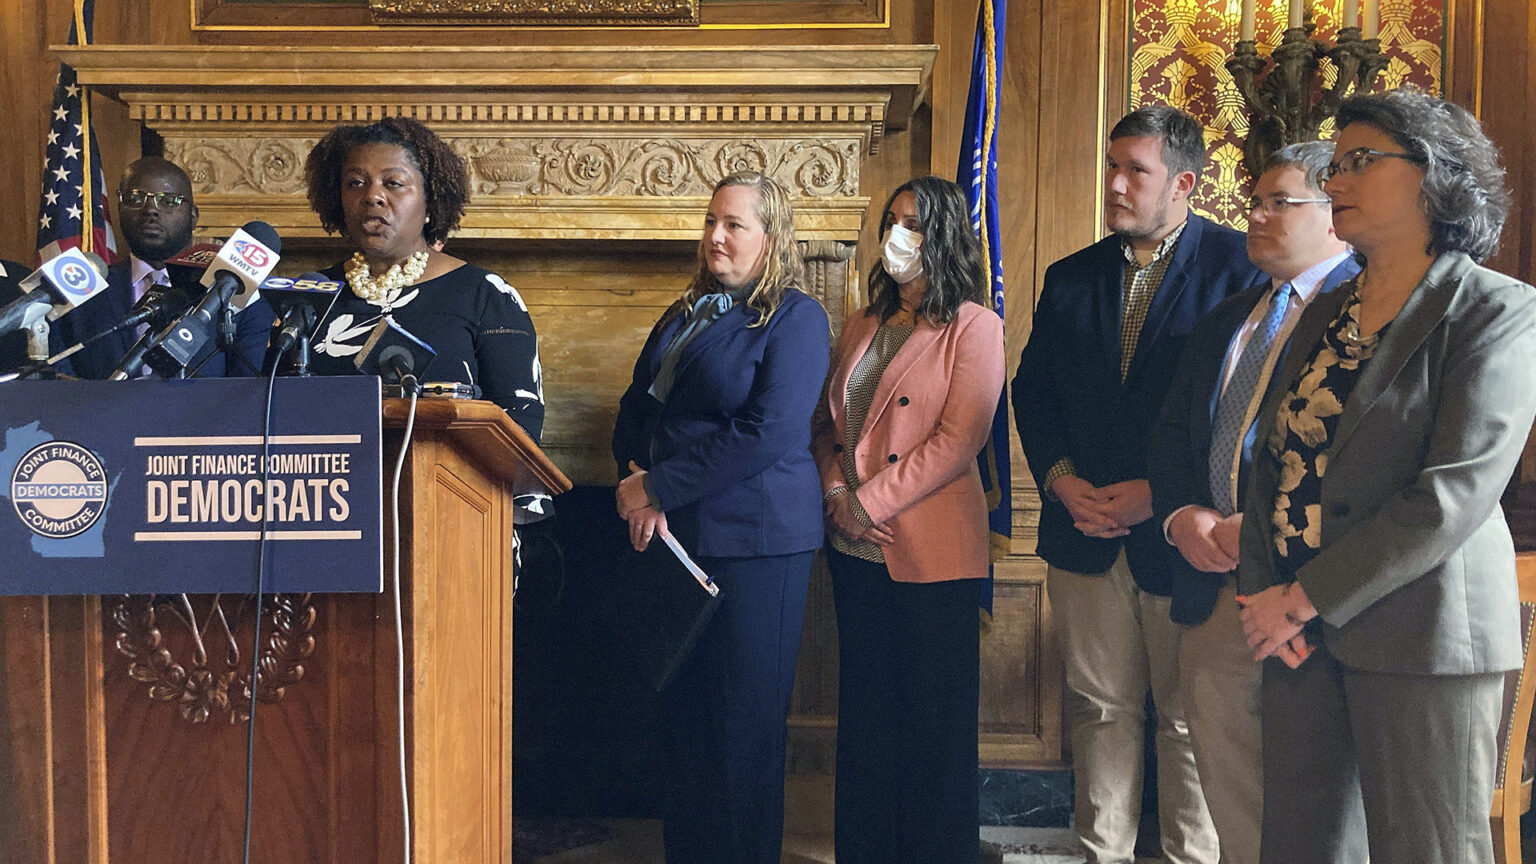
top-left (611, 171), bottom-right (830, 864)
top-left (299, 116), bottom-right (544, 442)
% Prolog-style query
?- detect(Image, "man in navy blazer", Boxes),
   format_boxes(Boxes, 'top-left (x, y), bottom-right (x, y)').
top-left (50, 157), bottom-right (270, 379)
top-left (1147, 142), bottom-right (1357, 864)
top-left (1012, 106), bottom-right (1261, 864)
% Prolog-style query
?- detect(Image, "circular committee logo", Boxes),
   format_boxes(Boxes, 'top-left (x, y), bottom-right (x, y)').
top-left (11, 441), bottom-right (108, 539)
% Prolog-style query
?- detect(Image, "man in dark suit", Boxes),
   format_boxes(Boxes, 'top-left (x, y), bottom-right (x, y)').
top-left (0, 258), bottom-right (32, 373)
top-left (1012, 105), bottom-right (1262, 864)
top-left (1147, 141), bottom-right (1356, 864)
top-left (51, 156), bottom-right (270, 379)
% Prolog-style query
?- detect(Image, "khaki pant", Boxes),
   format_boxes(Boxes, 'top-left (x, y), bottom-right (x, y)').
top-left (1179, 581), bottom-right (1262, 864)
top-left (1047, 551), bottom-right (1218, 864)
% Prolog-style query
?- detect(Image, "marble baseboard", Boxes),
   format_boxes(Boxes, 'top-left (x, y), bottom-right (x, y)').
top-left (980, 769), bottom-right (1074, 827)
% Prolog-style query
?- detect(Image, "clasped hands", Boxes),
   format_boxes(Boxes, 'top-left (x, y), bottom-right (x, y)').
top-left (616, 461), bottom-right (666, 552)
top-left (1052, 475), bottom-right (1153, 539)
top-left (824, 488), bottom-right (894, 546)
top-left (1236, 581), bottom-right (1318, 670)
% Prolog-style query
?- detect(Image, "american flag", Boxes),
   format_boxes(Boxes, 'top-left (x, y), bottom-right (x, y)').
top-left (958, 0), bottom-right (1007, 615)
top-left (35, 0), bottom-right (117, 266)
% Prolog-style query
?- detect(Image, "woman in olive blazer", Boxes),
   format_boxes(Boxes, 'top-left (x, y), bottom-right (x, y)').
top-left (810, 176), bottom-right (1004, 864)
top-left (1236, 89), bottom-right (1536, 864)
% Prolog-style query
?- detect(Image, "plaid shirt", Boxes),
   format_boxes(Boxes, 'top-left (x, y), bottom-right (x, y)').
top-left (1118, 220), bottom-right (1186, 380)
top-left (1042, 220), bottom-right (1188, 498)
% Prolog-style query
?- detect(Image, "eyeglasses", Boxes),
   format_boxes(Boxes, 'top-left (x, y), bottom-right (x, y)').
top-left (119, 189), bottom-right (188, 211)
top-left (1245, 195), bottom-right (1331, 217)
top-left (1323, 147), bottom-right (1425, 182)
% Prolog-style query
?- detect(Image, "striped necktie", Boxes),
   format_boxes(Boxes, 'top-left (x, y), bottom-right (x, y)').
top-left (1208, 282), bottom-right (1292, 516)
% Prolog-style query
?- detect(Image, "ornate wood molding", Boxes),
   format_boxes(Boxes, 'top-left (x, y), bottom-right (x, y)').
top-left (366, 0), bottom-right (700, 25)
top-left (57, 45), bottom-right (933, 241)
top-left (111, 593), bottom-right (317, 725)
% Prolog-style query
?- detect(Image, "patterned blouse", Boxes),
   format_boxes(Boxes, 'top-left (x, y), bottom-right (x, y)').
top-left (1266, 287), bottom-right (1385, 579)
top-left (832, 322), bottom-right (915, 563)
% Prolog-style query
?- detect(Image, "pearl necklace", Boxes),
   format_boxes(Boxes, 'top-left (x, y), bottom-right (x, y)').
top-left (345, 250), bottom-right (429, 306)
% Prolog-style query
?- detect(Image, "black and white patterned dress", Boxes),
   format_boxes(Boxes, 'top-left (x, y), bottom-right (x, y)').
top-left (310, 261), bottom-right (545, 443)
top-left (1266, 288), bottom-right (1385, 578)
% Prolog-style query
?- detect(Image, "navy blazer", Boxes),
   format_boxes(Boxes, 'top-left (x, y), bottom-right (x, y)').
top-left (612, 288), bottom-right (830, 559)
top-left (0, 259), bottom-right (30, 373)
top-left (1148, 255), bottom-right (1360, 624)
top-left (1012, 213), bottom-right (1264, 594)
top-left (49, 258), bottom-right (272, 380)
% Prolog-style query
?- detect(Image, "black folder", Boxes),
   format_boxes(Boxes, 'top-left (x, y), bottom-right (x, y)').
top-left (623, 529), bottom-right (722, 692)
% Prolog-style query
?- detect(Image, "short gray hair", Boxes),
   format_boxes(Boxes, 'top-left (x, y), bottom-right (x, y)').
top-left (1335, 87), bottom-right (1509, 262)
top-left (1264, 141), bottom-right (1335, 196)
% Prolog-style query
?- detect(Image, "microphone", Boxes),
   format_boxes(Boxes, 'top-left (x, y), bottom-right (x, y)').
top-left (262, 273), bottom-right (343, 358)
top-left (0, 248), bottom-right (109, 335)
top-left (36, 283), bottom-right (193, 378)
top-left (166, 243), bottom-right (222, 272)
top-left (144, 222), bottom-right (281, 377)
top-left (355, 315), bottom-right (436, 392)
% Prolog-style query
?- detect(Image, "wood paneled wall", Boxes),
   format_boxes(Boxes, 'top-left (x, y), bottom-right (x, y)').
top-left (3, 0), bottom-right (1531, 784)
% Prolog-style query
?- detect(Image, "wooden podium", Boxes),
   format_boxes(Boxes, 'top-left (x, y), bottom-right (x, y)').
top-left (0, 398), bottom-right (570, 864)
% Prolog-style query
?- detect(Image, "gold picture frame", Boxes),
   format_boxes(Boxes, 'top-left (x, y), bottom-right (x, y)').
top-left (366, 0), bottom-right (699, 25)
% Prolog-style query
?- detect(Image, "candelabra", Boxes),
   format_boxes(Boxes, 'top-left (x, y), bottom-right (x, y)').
top-left (1227, 21), bottom-right (1389, 177)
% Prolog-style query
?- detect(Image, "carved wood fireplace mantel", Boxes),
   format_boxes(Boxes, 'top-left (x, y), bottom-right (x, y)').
top-left (59, 44), bottom-right (936, 483)
top-left (56, 45), bottom-right (935, 243)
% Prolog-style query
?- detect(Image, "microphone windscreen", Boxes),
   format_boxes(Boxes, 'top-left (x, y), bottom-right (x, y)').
top-left (239, 221), bottom-right (282, 257)
top-left (167, 243), bottom-right (222, 270)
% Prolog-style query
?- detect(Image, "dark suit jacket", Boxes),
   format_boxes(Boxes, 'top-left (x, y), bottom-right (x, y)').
top-left (1148, 255), bottom-right (1360, 624)
top-left (1013, 213), bottom-right (1264, 594)
top-left (612, 288), bottom-right (830, 559)
top-left (1238, 252), bottom-right (1536, 674)
top-left (50, 258), bottom-right (273, 379)
top-left (0, 259), bottom-right (29, 374)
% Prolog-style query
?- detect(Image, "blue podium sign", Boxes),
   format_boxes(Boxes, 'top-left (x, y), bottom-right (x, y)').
top-left (0, 377), bottom-right (382, 595)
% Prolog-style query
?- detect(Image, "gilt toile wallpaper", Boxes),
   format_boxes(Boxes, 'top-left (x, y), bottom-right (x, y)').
top-left (1130, 0), bottom-right (1444, 229)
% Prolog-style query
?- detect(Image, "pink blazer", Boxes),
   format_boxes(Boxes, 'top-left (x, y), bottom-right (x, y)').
top-left (811, 301), bottom-right (1005, 583)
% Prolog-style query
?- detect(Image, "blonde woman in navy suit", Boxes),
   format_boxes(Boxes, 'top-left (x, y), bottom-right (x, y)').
top-left (612, 172), bottom-right (829, 864)
top-left (1237, 88), bottom-right (1536, 864)
top-left (811, 176), bottom-right (1004, 864)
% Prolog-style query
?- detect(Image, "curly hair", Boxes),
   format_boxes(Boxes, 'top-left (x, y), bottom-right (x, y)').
top-left (678, 172), bottom-right (805, 327)
top-left (866, 176), bottom-right (987, 325)
top-left (303, 116), bottom-right (469, 246)
top-left (1335, 87), bottom-right (1510, 262)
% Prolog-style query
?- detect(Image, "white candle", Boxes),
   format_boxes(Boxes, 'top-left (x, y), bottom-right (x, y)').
top-left (1344, 0), bottom-right (1359, 28)
top-left (1289, 0), bottom-right (1304, 29)
top-left (1240, 0), bottom-right (1256, 40)
top-left (1363, 0), bottom-right (1378, 37)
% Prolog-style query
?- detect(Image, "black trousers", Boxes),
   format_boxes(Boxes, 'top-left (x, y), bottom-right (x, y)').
top-left (660, 550), bottom-right (814, 864)
top-left (828, 546), bottom-right (981, 864)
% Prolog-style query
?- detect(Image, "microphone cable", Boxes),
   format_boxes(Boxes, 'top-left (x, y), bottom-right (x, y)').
top-left (389, 381), bottom-right (421, 864)
top-left (235, 283), bottom-right (352, 864)
top-left (240, 361), bottom-right (280, 864)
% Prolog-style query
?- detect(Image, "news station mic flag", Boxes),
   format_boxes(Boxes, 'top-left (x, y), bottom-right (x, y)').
top-left (34, 0), bottom-right (118, 268)
top-left (958, 0), bottom-right (1007, 617)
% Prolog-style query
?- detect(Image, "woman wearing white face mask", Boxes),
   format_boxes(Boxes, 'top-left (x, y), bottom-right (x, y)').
top-left (810, 176), bottom-right (1005, 864)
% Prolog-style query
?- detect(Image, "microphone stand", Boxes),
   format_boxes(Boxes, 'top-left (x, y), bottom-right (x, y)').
top-left (217, 303), bottom-right (261, 377)
top-left (290, 331), bottom-right (313, 378)
top-left (23, 317), bottom-right (57, 380)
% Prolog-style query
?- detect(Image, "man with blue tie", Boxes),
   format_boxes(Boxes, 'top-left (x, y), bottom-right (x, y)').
top-left (1013, 105), bottom-right (1262, 864)
top-left (1148, 141), bottom-right (1358, 864)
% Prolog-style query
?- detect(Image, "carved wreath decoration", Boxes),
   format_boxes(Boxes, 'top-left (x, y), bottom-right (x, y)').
top-left (112, 593), bottom-right (316, 725)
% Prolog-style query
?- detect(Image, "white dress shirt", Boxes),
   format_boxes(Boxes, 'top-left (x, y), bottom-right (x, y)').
top-left (1164, 250), bottom-right (1353, 539)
